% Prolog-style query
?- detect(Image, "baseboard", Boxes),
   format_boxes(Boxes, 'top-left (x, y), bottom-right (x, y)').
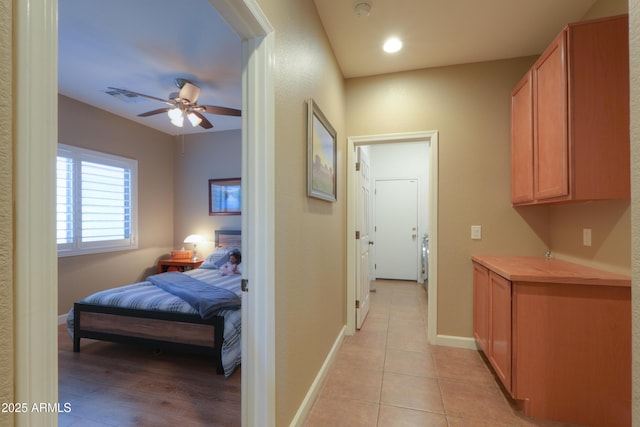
top-left (289, 325), bottom-right (346, 427)
top-left (436, 334), bottom-right (478, 350)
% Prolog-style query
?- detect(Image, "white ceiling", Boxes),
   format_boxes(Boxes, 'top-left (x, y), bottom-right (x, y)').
top-left (58, 0), bottom-right (598, 136)
top-left (58, 0), bottom-right (243, 136)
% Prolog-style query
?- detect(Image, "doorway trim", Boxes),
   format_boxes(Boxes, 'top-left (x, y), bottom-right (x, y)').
top-left (346, 131), bottom-right (438, 344)
top-left (16, 0), bottom-right (276, 425)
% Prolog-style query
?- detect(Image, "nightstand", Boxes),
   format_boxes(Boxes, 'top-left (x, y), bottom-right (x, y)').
top-left (157, 258), bottom-right (204, 274)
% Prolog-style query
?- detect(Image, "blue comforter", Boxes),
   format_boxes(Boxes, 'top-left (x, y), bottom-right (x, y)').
top-left (147, 271), bottom-right (241, 319)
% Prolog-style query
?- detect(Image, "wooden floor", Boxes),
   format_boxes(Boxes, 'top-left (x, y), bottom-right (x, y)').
top-left (58, 324), bottom-right (241, 427)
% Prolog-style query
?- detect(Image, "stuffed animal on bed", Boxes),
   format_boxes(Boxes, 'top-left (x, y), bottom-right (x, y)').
top-left (219, 249), bottom-right (242, 275)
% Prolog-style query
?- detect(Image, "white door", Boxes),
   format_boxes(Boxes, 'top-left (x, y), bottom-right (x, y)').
top-left (375, 179), bottom-right (418, 280)
top-left (356, 147), bottom-right (372, 329)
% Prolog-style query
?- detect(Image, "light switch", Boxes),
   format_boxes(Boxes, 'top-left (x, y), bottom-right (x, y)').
top-left (471, 225), bottom-right (482, 240)
top-left (583, 228), bottom-right (592, 246)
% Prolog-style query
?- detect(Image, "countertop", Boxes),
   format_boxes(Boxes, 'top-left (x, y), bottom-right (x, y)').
top-left (471, 255), bottom-right (631, 287)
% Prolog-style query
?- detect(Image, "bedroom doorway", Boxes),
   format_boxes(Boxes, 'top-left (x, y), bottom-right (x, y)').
top-left (346, 131), bottom-right (438, 343)
top-left (15, 1), bottom-right (275, 426)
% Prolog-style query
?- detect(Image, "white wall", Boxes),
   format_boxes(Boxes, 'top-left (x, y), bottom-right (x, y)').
top-left (368, 141), bottom-right (430, 280)
top-left (369, 142), bottom-right (430, 232)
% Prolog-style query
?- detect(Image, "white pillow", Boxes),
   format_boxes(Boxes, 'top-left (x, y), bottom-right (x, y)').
top-left (200, 248), bottom-right (230, 269)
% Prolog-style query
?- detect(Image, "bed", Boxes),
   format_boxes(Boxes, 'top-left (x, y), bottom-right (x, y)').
top-left (67, 230), bottom-right (243, 377)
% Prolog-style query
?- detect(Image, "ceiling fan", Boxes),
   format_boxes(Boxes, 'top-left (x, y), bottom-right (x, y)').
top-left (107, 78), bottom-right (241, 129)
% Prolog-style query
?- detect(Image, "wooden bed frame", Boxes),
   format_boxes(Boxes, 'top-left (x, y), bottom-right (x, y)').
top-left (73, 303), bottom-right (227, 374)
top-left (72, 230), bottom-right (241, 375)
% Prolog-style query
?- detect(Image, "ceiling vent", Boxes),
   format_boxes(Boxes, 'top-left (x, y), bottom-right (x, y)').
top-left (104, 88), bottom-right (146, 103)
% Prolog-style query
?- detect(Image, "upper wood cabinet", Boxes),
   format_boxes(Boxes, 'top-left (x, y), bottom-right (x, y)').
top-left (511, 15), bottom-right (629, 206)
top-left (511, 71), bottom-right (534, 203)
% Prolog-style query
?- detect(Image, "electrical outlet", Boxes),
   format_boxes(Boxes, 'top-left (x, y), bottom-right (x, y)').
top-left (583, 228), bottom-right (592, 247)
top-left (471, 225), bottom-right (482, 240)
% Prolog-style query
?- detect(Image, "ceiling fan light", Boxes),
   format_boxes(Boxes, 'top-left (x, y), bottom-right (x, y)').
top-left (167, 108), bottom-right (184, 127)
top-left (187, 112), bottom-right (202, 127)
top-left (170, 117), bottom-right (184, 127)
top-left (167, 108), bottom-right (182, 120)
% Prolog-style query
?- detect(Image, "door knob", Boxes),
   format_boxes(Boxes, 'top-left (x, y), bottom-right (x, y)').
top-left (369, 241), bottom-right (374, 245)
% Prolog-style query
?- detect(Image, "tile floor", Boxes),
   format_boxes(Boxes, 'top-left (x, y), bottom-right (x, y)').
top-left (303, 280), bottom-right (579, 427)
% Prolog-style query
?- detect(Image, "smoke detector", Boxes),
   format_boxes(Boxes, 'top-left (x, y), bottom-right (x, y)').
top-left (354, 1), bottom-right (371, 18)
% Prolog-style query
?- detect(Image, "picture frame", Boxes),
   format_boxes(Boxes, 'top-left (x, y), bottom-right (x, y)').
top-left (209, 178), bottom-right (241, 215)
top-left (307, 98), bottom-right (337, 202)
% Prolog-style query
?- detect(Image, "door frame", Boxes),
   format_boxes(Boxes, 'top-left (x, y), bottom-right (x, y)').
top-left (15, 0), bottom-right (276, 425)
top-left (346, 131), bottom-right (438, 343)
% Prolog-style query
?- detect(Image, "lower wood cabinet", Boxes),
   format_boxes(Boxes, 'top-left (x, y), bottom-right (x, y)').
top-left (487, 271), bottom-right (511, 391)
top-left (473, 264), bottom-right (511, 391)
top-left (472, 263), bottom-right (489, 352)
top-left (472, 256), bottom-right (631, 427)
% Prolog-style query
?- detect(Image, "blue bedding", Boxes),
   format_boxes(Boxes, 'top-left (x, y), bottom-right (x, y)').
top-left (67, 268), bottom-right (242, 377)
top-left (147, 271), bottom-right (241, 319)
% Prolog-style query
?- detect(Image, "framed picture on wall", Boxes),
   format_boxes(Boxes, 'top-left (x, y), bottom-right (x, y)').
top-left (307, 98), bottom-right (337, 202)
top-left (209, 178), bottom-right (241, 215)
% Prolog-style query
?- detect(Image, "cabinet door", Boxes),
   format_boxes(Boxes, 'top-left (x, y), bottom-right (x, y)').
top-left (489, 272), bottom-right (512, 391)
top-left (473, 263), bottom-right (490, 352)
top-left (511, 71), bottom-right (534, 204)
top-left (533, 31), bottom-right (569, 201)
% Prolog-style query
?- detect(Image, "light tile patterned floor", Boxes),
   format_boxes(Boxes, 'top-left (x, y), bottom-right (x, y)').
top-left (303, 280), bottom-right (579, 427)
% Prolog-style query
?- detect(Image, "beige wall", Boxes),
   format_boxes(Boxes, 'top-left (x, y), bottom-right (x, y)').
top-left (583, 0), bottom-right (629, 19)
top-left (346, 59), bottom-right (551, 337)
top-left (57, 95), bottom-right (176, 313)
top-left (0, 0), bottom-right (13, 423)
top-left (549, 201), bottom-right (630, 274)
top-left (257, 0), bottom-right (347, 424)
top-left (173, 130), bottom-right (242, 255)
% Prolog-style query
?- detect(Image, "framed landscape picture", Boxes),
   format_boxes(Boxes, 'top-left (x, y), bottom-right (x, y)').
top-left (307, 99), bottom-right (337, 202)
top-left (209, 178), bottom-right (241, 215)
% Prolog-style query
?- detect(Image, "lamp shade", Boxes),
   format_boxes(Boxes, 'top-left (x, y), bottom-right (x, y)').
top-left (183, 234), bottom-right (205, 244)
top-left (187, 112), bottom-right (202, 127)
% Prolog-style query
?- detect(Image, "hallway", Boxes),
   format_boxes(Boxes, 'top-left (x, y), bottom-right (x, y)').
top-left (303, 280), bottom-right (576, 426)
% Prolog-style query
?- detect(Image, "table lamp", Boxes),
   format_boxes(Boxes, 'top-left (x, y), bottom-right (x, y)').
top-left (183, 234), bottom-right (205, 261)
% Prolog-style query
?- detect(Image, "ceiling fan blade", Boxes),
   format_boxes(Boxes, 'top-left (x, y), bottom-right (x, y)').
top-left (137, 107), bottom-right (172, 117)
top-left (193, 112), bottom-right (213, 129)
top-left (107, 87), bottom-right (172, 105)
top-left (202, 105), bottom-right (241, 117)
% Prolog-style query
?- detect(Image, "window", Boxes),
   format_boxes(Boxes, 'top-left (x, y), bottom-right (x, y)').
top-left (57, 144), bottom-right (138, 256)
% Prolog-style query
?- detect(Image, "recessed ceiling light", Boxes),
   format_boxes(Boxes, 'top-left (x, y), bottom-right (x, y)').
top-left (383, 37), bottom-right (403, 53)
